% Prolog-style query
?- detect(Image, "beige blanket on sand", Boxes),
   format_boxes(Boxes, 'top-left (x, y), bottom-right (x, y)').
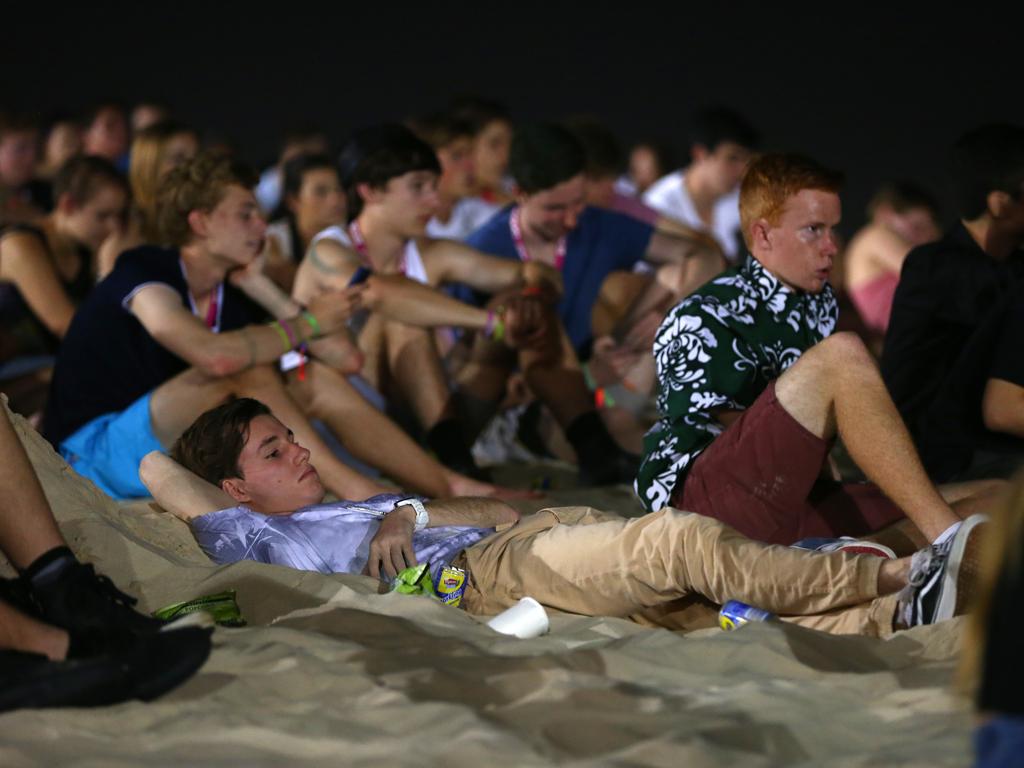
top-left (0, 408), bottom-right (975, 767)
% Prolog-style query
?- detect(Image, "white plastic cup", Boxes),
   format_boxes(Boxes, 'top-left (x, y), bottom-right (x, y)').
top-left (486, 596), bottom-right (550, 639)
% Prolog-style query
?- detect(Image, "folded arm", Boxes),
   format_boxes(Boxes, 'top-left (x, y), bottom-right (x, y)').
top-left (139, 451), bottom-right (234, 520)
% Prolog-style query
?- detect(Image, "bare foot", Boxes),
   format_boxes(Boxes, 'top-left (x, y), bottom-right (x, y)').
top-left (446, 472), bottom-right (542, 499)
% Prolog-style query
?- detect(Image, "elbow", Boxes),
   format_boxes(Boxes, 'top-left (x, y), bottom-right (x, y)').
top-left (983, 402), bottom-right (1014, 435)
top-left (197, 350), bottom-right (246, 378)
top-left (138, 451), bottom-right (165, 493)
top-left (499, 503), bottom-right (521, 525)
top-left (981, 389), bottom-right (1022, 436)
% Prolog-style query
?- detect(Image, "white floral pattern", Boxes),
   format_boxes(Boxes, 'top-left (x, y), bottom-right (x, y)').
top-left (636, 255), bottom-right (837, 511)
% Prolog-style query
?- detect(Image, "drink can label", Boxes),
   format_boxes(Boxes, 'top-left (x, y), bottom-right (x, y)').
top-left (719, 600), bottom-right (775, 630)
top-left (432, 565), bottom-right (467, 607)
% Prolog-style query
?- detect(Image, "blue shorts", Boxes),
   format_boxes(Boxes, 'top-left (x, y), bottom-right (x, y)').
top-left (60, 393), bottom-right (163, 500)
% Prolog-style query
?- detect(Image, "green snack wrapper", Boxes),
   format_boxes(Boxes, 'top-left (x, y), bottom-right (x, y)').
top-left (154, 589), bottom-right (247, 627)
top-left (391, 563), bottom-right (433, 596)
top-left (391, 562), bottom-right (467, 607)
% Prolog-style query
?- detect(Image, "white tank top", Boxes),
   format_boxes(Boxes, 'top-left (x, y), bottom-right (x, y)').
top-left (310, 226), bottom-right (429, 285)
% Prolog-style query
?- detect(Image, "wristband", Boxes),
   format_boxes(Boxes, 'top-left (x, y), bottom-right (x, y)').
top-left (581, 362), bottom-right (597, 392)
top-left (302, 310), bottom-right (322, 339)
top-left (394, 497), bottom-right (429, 532)
top-left (270, 321), bottom-right (291, 353)
top-left (485, 307), bottom-right (506, 343)
top-left (280, 318), bottom-right (298, 350)
top-left (594, 387), bottom-right (616, 409)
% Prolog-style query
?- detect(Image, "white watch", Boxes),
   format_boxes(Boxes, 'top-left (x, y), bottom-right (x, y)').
top-left (394, 497), bottom-right (429, 532)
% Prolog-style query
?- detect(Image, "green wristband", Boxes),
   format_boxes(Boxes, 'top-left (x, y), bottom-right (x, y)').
top-left (270, 321), bottom-right (291, 353)
top-left (302, 310), bottom-right (322, 338)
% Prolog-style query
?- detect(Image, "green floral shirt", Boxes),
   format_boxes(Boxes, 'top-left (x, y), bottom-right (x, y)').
top-left (635, 255), bottom-right (838, 511)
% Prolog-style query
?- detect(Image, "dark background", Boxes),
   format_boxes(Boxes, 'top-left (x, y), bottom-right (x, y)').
top-left (3, 3), bottom-right (1021, 235)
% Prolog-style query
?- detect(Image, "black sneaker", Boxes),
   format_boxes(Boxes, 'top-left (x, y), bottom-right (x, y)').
top-left (578, 448), bottom-right (641, 487)
top-left (25, 561), bottom-right (167, 657)
top-left (0, 626), bottom-right (212, 713)
top-left (899, 514), bottom-right (987, 627)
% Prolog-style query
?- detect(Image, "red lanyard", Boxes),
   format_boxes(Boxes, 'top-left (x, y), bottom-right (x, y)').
top-left (348, 221), bottom-right (406, 274)
top-left (204, 288), bottom-right (220, 329)
top-left (180, 260), bottom-right (223, 331)
top-left (510, 207), bottom-right (566, 271)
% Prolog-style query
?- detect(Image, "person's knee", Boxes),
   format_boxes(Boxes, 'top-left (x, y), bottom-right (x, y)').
top-left (812, 332), bottom-right (873, 371)
top-left (226, 363), bottom-right (283, 392)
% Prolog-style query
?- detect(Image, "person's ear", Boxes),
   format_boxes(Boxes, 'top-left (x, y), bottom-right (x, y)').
top-left (187, 209), bottom-right (209, 239)
top-left (220, 477), bottom-right (250, 503)
top-left (988, 190), bottom-right (1015, 219)
top-left (56, 192), bottom-right (78, 216)
top-left (691, 143), bottom-right (709, 164)
top-left (750, 218), bottom-right (773, 252)
top-left (356, 182), bottom-right (382, 207)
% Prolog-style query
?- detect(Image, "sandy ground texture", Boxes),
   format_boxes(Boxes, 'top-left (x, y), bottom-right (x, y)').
top-left (0, 406), bottom-right (976, 767)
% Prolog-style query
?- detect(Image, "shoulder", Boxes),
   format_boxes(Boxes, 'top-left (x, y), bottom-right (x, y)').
top-left (310, 225), bottom-right (351, 249)
top-left (0, 223), bottom-right (47, 249)
top-left (105, 246), bottom-right (184, 305)
top-left (465, 205), bottom-right (513, 249)
top-left (642, 171), bottom-right (684, 205)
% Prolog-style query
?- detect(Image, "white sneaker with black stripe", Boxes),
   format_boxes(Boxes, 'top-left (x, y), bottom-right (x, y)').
top-left (899, 514), bottom-right (987, 628)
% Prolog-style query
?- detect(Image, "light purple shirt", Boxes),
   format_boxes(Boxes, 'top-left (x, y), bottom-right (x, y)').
top-left (190, 493), bottom-right (492, 582)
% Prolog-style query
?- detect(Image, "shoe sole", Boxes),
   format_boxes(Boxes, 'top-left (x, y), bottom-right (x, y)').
top-left (936, 515), bottom-right (988, 621)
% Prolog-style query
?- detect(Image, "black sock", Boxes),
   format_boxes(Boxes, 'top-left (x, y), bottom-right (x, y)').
top-left (566, 411), bottom-right (618, 458)
top-left (454, 392), bottom-right (499, 442)
top-left (21, 546), bottom-right (76, 589)
top-left (425, 417), bottom-right (481, 475)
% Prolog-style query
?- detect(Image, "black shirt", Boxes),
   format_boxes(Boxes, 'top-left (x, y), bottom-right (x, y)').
top-left (881, 223), bottom-right (1024, 481)
top-left (44, 246), bottom-right (266, 444)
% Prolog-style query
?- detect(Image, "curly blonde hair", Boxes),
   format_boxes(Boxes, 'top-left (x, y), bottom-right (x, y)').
top-left (156, 150), bottom-right (255, 247)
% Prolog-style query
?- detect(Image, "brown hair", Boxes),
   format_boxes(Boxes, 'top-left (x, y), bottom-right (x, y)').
top-left (156, 150), bottom-right (256, 247)
top-left (53, 154), bottom-right (129, 206)
top-left (171, 398), bottom-right (271, 485)
top-left (739, 153), bottom-right (844, 248)
top-left (130, 120), bottom-right (198, 241)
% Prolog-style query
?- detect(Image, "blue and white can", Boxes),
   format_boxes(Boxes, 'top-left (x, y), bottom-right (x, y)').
top-left (719, 600), bottom-right (776, 630)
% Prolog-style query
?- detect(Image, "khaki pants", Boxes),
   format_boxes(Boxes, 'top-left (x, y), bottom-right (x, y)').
top-left (458, 507), bottom-right (900, 638)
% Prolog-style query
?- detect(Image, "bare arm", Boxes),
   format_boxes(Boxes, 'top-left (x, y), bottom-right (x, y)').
top-left (367, 496), bottom-right (520, 578)
top-left (139, 450), bottom-right (234, 520)
top-left (128, 283), bottom-right (355, 377)
top-left (0, 231), bottom-right (79, 337)
top-left (643, 229), bottom-right (725, 266)
top-left (983, 378), bottom-right (1024, 438)
top-left (422, 238), bottom-right (562, 295)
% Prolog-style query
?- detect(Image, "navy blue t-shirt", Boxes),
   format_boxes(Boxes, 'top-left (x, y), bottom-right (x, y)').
top-left (465, 205), bottom-right (654, 353)
top-left (45, 246), bottom-right (266, 444)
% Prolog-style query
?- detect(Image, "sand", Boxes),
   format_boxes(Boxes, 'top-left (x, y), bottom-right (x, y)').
top-left (0, 406), bottom-right (976, 767)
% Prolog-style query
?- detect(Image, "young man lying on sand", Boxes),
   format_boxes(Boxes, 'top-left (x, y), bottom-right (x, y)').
top-left (139, 398), bottom-right (989, 638)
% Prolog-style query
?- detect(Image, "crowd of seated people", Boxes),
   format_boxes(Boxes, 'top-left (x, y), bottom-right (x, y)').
top-left (0, 96), bottom-right (1022, 744)
top-left (1, 98), bottom-right (1021, 498)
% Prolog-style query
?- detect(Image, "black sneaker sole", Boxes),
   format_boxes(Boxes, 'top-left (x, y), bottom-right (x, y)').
top-left (0, 627), bottom-right (212, 713)
top-left (937, 515), bottom-right (988, 621)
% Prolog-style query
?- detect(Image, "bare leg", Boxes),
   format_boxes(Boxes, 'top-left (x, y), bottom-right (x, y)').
top-left (288, 361), bottom-right (509, 498)
top-left (520, 323), bottom-right (593, 429)
top-left (385, 320), bottom-right (456, 429)
top-left (0, 600), bottom-right (68, 660)
top-left (0, 405), bottom-right (65, 568)
top-left (775, 332), bottom-right (959, 541)
top-left (149, 364), bottom-right (388, 500)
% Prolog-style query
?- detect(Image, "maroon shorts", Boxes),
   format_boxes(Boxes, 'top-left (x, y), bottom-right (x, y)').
top-left (670, 382), bottom-right (904, 545)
